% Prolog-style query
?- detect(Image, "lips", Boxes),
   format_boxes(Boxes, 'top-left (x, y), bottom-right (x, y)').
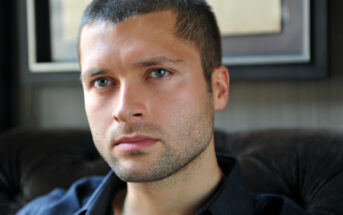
top-left (114, 135), bottom-right (159, 151)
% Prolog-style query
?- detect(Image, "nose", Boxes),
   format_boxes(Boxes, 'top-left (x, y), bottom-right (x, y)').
top-left (112, 82), bottom-right (147, 123)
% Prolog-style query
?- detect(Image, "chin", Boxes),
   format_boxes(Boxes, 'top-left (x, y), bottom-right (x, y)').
top-left (113, 168), bottom-right (170, 183)
top-left (108, 159), bottom-right (176, 183)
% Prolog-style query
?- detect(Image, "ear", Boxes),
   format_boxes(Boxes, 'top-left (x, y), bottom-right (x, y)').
top-left (211, 66), bottom-right (230, 111)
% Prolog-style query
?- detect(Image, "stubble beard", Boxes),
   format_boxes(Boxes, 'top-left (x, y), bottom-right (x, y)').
top-left (93, 94), bottom-right (215, 183)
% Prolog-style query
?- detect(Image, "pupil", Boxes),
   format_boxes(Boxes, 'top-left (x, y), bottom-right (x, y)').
top-left (98, 79), bottom-right (107, 86)
top-left (157, 70), bottom-right (164, 76)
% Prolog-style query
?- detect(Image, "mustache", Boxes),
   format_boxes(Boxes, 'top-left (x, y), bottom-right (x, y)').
top-left (109, 122), bottom-right (164, 140)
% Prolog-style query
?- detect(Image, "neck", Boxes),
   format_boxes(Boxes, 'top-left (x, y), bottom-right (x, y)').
top-left (113, 138), bottom-right (223, 215)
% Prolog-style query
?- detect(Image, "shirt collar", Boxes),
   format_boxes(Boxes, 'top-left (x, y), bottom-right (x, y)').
top-left (197, 153), bottom-right (255, 215)
top-left (76, 171), bottom-right (125, 215)
top-left (77, 154), bottom-right (254, 215)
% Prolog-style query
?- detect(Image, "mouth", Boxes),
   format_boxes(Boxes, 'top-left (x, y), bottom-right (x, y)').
top-left (114, 135), bottom-right (159, 151)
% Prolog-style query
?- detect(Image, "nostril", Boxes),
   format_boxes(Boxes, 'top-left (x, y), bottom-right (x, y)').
top-left (133, 113), bottom-right (142, 117)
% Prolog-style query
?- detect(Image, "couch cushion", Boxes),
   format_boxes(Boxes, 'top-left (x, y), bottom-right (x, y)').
top-left (215, 129), bottom-right (343, 215)
top-left (0, 129), bottom-right (110, 215)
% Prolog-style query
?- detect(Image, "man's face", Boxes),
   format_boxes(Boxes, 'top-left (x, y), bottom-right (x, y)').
top-left (80, 11), bottom-right (216, 182)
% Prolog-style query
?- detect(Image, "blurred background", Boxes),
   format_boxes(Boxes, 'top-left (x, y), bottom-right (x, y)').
top-left (0, 0), bottom-right (342, 133)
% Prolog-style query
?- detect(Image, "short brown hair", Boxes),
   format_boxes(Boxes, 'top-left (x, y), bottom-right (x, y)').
top-left (78, 0), bottom-right (222, 87)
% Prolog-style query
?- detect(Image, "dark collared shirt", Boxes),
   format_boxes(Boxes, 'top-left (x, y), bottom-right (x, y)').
top-left (17, 154), bottom-right (309, 215)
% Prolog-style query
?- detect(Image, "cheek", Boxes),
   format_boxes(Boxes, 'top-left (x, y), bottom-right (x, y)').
top-left (84, 92), bottom-right (114, 131)
top-left (150, 77), bottom-right (208, 129)
top-left (84, 93), bottom-right (115, 157)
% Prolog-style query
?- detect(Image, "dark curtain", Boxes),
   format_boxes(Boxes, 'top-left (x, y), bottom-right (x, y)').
top-left (0, 1), bottom-right (12, 131)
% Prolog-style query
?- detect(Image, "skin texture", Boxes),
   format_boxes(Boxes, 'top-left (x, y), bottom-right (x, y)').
top-left (80, 10), bottom-right (229, 215)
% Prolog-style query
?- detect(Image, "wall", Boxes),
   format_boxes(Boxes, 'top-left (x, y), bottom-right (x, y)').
top-left (18, 1), bottom-right (343, 132)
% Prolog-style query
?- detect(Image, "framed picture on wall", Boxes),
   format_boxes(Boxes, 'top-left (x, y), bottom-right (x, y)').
top-left (209, 0), bottom-right (328, 79)
top-left (23, 0), bottom-right (90, 77)
top-left (208, 0), bottom-right (310, 65)
top-left (20, 0), bottom-right (328, 83)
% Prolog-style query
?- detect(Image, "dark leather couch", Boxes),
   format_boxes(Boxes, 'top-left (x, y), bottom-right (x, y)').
top-left (1, 128), bottom-right (343, 215)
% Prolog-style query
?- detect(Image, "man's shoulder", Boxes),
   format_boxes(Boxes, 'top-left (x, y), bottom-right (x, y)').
top-left (16, 176), bottom-right (105, 215)
top-left (253, 193), bottom-right (309, 215)
top-left (215, 154), bottom-right (309, 215)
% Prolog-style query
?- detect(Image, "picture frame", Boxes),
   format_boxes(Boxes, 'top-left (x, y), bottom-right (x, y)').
top-left (224, 0), bottom-right (328, 79)
top-left (18, 0), bottom-right (80, 83)
top-left (19, 0), bottom-right (328, 83)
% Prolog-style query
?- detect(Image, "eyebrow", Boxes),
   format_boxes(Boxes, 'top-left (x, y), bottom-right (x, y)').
top-left (81, 56), bottom-right (183, 81)
top-left (81, 69), bottom-right (107, 82)
top-left (133, 56), bottom-right (183, 68)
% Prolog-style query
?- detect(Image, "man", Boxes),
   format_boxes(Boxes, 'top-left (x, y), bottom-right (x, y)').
top-left (18, 0), bottom-right (309, 214)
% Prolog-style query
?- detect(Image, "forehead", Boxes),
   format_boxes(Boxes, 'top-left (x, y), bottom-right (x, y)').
top-left (80, 10), bottom-right (177, 49)
top-left (79, 10), bottom-right (200, 72)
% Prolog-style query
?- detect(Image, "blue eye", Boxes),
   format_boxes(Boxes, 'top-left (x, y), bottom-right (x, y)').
top-left (94, 78), bottom-right (110, 88)
top-left (150, 69), bottom-right (170, 78)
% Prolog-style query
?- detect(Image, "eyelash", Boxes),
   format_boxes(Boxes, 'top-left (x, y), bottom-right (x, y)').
top-left (148, 68), bottom-right (172, 79)
top-left (90, 68), bottom-right (173, 89)
top-left (92, 78), bottom-right (113, 89)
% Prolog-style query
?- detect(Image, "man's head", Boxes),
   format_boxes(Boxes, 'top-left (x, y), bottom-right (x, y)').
top-left (78, 0), bottom-right (222, 87)
top-left (79, 0), bottom-right (229, 183)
